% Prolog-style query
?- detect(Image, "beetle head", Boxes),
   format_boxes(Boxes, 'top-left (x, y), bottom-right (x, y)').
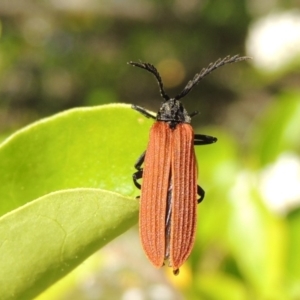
top-left (157, 98), bottom-right (191, 128)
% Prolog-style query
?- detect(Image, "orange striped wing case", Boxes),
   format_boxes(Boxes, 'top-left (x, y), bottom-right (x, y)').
top-left (139, 122), bottom-right (197, 274)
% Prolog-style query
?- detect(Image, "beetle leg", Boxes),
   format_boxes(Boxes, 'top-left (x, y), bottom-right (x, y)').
top-left (194, 134), bottom-right (217, 145)
top-left (194, 135), bottom-right (214, 203)
top-left (133, 169), bottom-right (143, 189)
top-left (133, 151), bottom-right (145, 196)
top-left (197, 185), bottom-right (205, 203)
top-left (134, 151), bottom-right (146, 170)
top-left (132, 105), bottom-right (156, 119)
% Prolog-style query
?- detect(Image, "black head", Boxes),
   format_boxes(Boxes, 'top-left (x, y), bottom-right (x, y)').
top-left (129, 55), bottom-right (250, 128)
top-left (157, 98), bottom-right (191, 128)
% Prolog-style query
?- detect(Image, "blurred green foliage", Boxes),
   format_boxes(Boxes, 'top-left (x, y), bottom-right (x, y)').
top-left (0, 0), bottom-right (300, 299)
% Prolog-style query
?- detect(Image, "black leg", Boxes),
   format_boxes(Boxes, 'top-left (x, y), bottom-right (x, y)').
top-left (134, 151), bottom-right (146, 170)
top-left (133, 151), bottom-right (146, 194)
top-left (194, 134), bottom-right (215, 202)
top-left (197, 185), bottom-right (205, 203)
top-left (194, 134), bottom-right (217, 145)
top-left (132, 105), bottom-right (156, 119)
top-left (133, 169), bottom-right (143, 189)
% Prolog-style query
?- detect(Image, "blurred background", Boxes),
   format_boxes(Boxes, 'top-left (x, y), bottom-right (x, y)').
top-left (1, 0), bottom-right (300, 299)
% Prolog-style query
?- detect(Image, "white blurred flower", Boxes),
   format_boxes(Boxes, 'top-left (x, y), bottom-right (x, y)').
top-left (259, 152), bottom-right (300, 214)
top-left (246, 10), bottom-right (300, 72)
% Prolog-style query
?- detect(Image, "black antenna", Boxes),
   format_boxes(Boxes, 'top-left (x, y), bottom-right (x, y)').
top-left (175, 55), bottom-right (251, 100)
top-left (128, 61), bottom-right (170, 101)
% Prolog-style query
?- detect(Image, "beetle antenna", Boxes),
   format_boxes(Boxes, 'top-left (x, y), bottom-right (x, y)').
top-left (175, 55), bottom-right (251, 100)
top-left (128, 61), bottom-right (170, 101)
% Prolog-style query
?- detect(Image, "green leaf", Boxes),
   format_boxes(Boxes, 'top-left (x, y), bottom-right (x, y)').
top-left (0, 104), bottom-right (149, 298)
top-left (0, 104), bottom-right (152, 216)
top-left (0, 188), bottom-right (139, 300)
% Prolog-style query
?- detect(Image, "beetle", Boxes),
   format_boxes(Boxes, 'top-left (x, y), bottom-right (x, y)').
top-left (129, 55), bottom-right (249, 275)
